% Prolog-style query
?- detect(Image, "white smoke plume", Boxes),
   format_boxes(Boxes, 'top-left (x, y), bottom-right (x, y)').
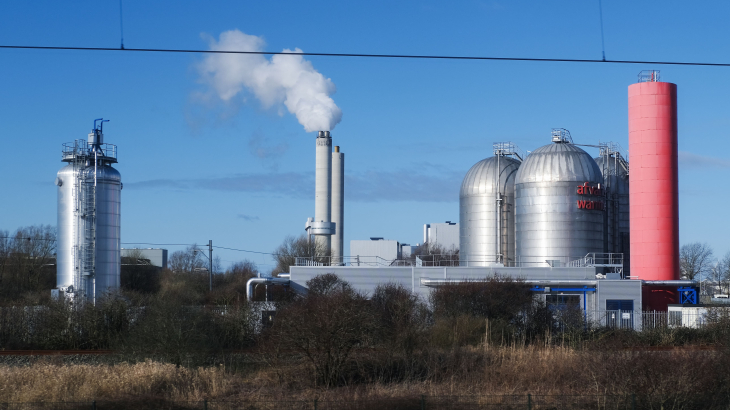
top-left (198, 30), bottom-right (342, 132)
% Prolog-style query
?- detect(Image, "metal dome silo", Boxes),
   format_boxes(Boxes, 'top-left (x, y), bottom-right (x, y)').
top-left (56, 119), bottom-right (121, 302)
top-left (515, 129), bottom-right (604, 266)
top-left (459, 143), bottom-right (522, 266)
top-left (594, 143), bottom-right (630, 274)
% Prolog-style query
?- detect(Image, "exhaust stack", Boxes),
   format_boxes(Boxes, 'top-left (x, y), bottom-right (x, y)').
top-left (332, 146), bottom-right (344, 265)
top-left (306, 131), bottom-right (335, 257)
top-left (628, 70), bottom-right (680, 310)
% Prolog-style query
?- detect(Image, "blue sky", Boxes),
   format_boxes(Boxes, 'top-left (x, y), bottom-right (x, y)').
top-left (1, 1), bottom-right (730, 271)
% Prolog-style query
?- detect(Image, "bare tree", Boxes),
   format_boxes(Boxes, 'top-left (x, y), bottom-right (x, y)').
top-left (371, 282), bottom-right (430, 354)
top-left (272, 234), bottom-right (330, 275)
top-left (168, 245), bottom-right (206, 274)
top-left (0, 225), bottom-right (56, 300)
top-left (411, 241), bottom-right (459, 266)
top-left (264, 274), bottom-right (376, 387)
top-left (208, 260), bottom-right (260, 305)
top-left (680, 242), bottom-right (715, 281)
top-left (227, 260), bottom-right (258, 277)
top-left (306, 272), bottom-right (352, 296)
top-left (717, 251), bottom-right (730, 295)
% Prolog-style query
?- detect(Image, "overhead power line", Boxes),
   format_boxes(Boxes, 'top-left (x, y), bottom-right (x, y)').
top-left (123, 242), bottom-right (279, 256)
top-left (213, 246), bottom-right (278, 256)
top-left (1, 44), bottom-right (730, 67)
top-left (121, 242), bottom-right (197, 247)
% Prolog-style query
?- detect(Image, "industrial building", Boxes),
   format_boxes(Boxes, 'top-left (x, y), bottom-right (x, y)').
top-left (423, 222), bottom-right (459, 251)
top-left (275, 71), bottom-right (696, 319)
top-left (350, 238), bottom-right (403, 265)
top-left (55, 73), bottom-right (696, 319)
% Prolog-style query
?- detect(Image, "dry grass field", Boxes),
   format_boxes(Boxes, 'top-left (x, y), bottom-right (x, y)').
top-left (1, 345), bottom-right (726, 407)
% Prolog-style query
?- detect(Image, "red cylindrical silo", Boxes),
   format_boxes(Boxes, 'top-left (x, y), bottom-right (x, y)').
top-left (628, 79), bottom-right (680, 310)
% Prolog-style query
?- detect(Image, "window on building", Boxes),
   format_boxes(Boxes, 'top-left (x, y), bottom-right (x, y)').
top-left (546, 294), bottom-right (580, 307)
top-left (606, 299), bottom-right (634, 311)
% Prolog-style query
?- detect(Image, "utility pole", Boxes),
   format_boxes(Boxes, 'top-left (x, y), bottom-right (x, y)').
top-left (208, 239), bottom-right (213, 291)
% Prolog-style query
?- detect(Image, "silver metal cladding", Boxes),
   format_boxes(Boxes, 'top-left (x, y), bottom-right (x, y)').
top-left (56, 164), bottom-right (78, 292)
top-left (56, 128), bottom-right (121, 302)
top-left (515, 142), bottom-right (605, 267)
top-left (91, 166), bottom-right (122, 295)
top-left (459, 155), bottom-right (521, 266)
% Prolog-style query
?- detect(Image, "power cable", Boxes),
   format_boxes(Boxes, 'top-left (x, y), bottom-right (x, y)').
top-left (121, 242), bottom-right (198, 246)
top-left (122, 242), bottom-right (280, 256)
top-left (1, 238), bottom-right (297, 258)
top-left (1, 44), bottom-right (730, 67)
top-left (213, 245), bottom-right (279, 256)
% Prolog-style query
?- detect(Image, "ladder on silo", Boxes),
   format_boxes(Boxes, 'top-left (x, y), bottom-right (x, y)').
top-left (70, 139), bottom-right (97, 299)
top-left (80, 168), bottom-right (97, 280)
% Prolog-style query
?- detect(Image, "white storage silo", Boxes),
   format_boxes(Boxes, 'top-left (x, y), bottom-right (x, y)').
top-left (56, 119), bottom-right (121, 302)
top-left (459, 143), bottom-right (522, 266)
top-left (514, 130), bottom-right (604, 267)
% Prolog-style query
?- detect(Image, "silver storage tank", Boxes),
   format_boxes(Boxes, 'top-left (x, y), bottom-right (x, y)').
top-left (459, 155), bottom-right (521, 266)
top-left (595, 153), bottom-right (629, 273)
top-left (56, 164), bottom-right (79, 294)
top-left (88, 165), bottom-right (122, 294)
top-left (515, 139), bottom-right (604, 266)
top-left (56, 121), bottom-right (121, 302)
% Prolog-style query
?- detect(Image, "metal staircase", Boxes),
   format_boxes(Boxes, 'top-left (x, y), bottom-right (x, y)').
top-left (69, 139), bottom-right (97, 299)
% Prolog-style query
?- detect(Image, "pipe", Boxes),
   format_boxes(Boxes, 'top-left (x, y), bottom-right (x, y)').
top-left (642, 280), bottom-right (697, 286)
top-left (496, 153), bottom-right (502, 264)
top-left (421, 279), bottom-right (599, 287)
top-left (246, 277), bottom-right (290, 301)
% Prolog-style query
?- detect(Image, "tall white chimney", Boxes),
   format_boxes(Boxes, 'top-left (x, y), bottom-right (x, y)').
top-left (305, 131), bottom-right (335, 255)
top-left (331, 146), bottom-right (344, 264)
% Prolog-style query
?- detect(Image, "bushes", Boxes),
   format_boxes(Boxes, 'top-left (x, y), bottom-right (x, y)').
top-left (8, 273), bottom-right (730, 407)
top-left (120, 299), bottom-right (256, 366)
top-left (0, 296), bottom-right (130, 350)
top-left (264, 275), bottom-right (377, 387)
top-left (371, 283), bottom-right (430, 355)
top-left (428, 276), bottom-right (552, 347)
